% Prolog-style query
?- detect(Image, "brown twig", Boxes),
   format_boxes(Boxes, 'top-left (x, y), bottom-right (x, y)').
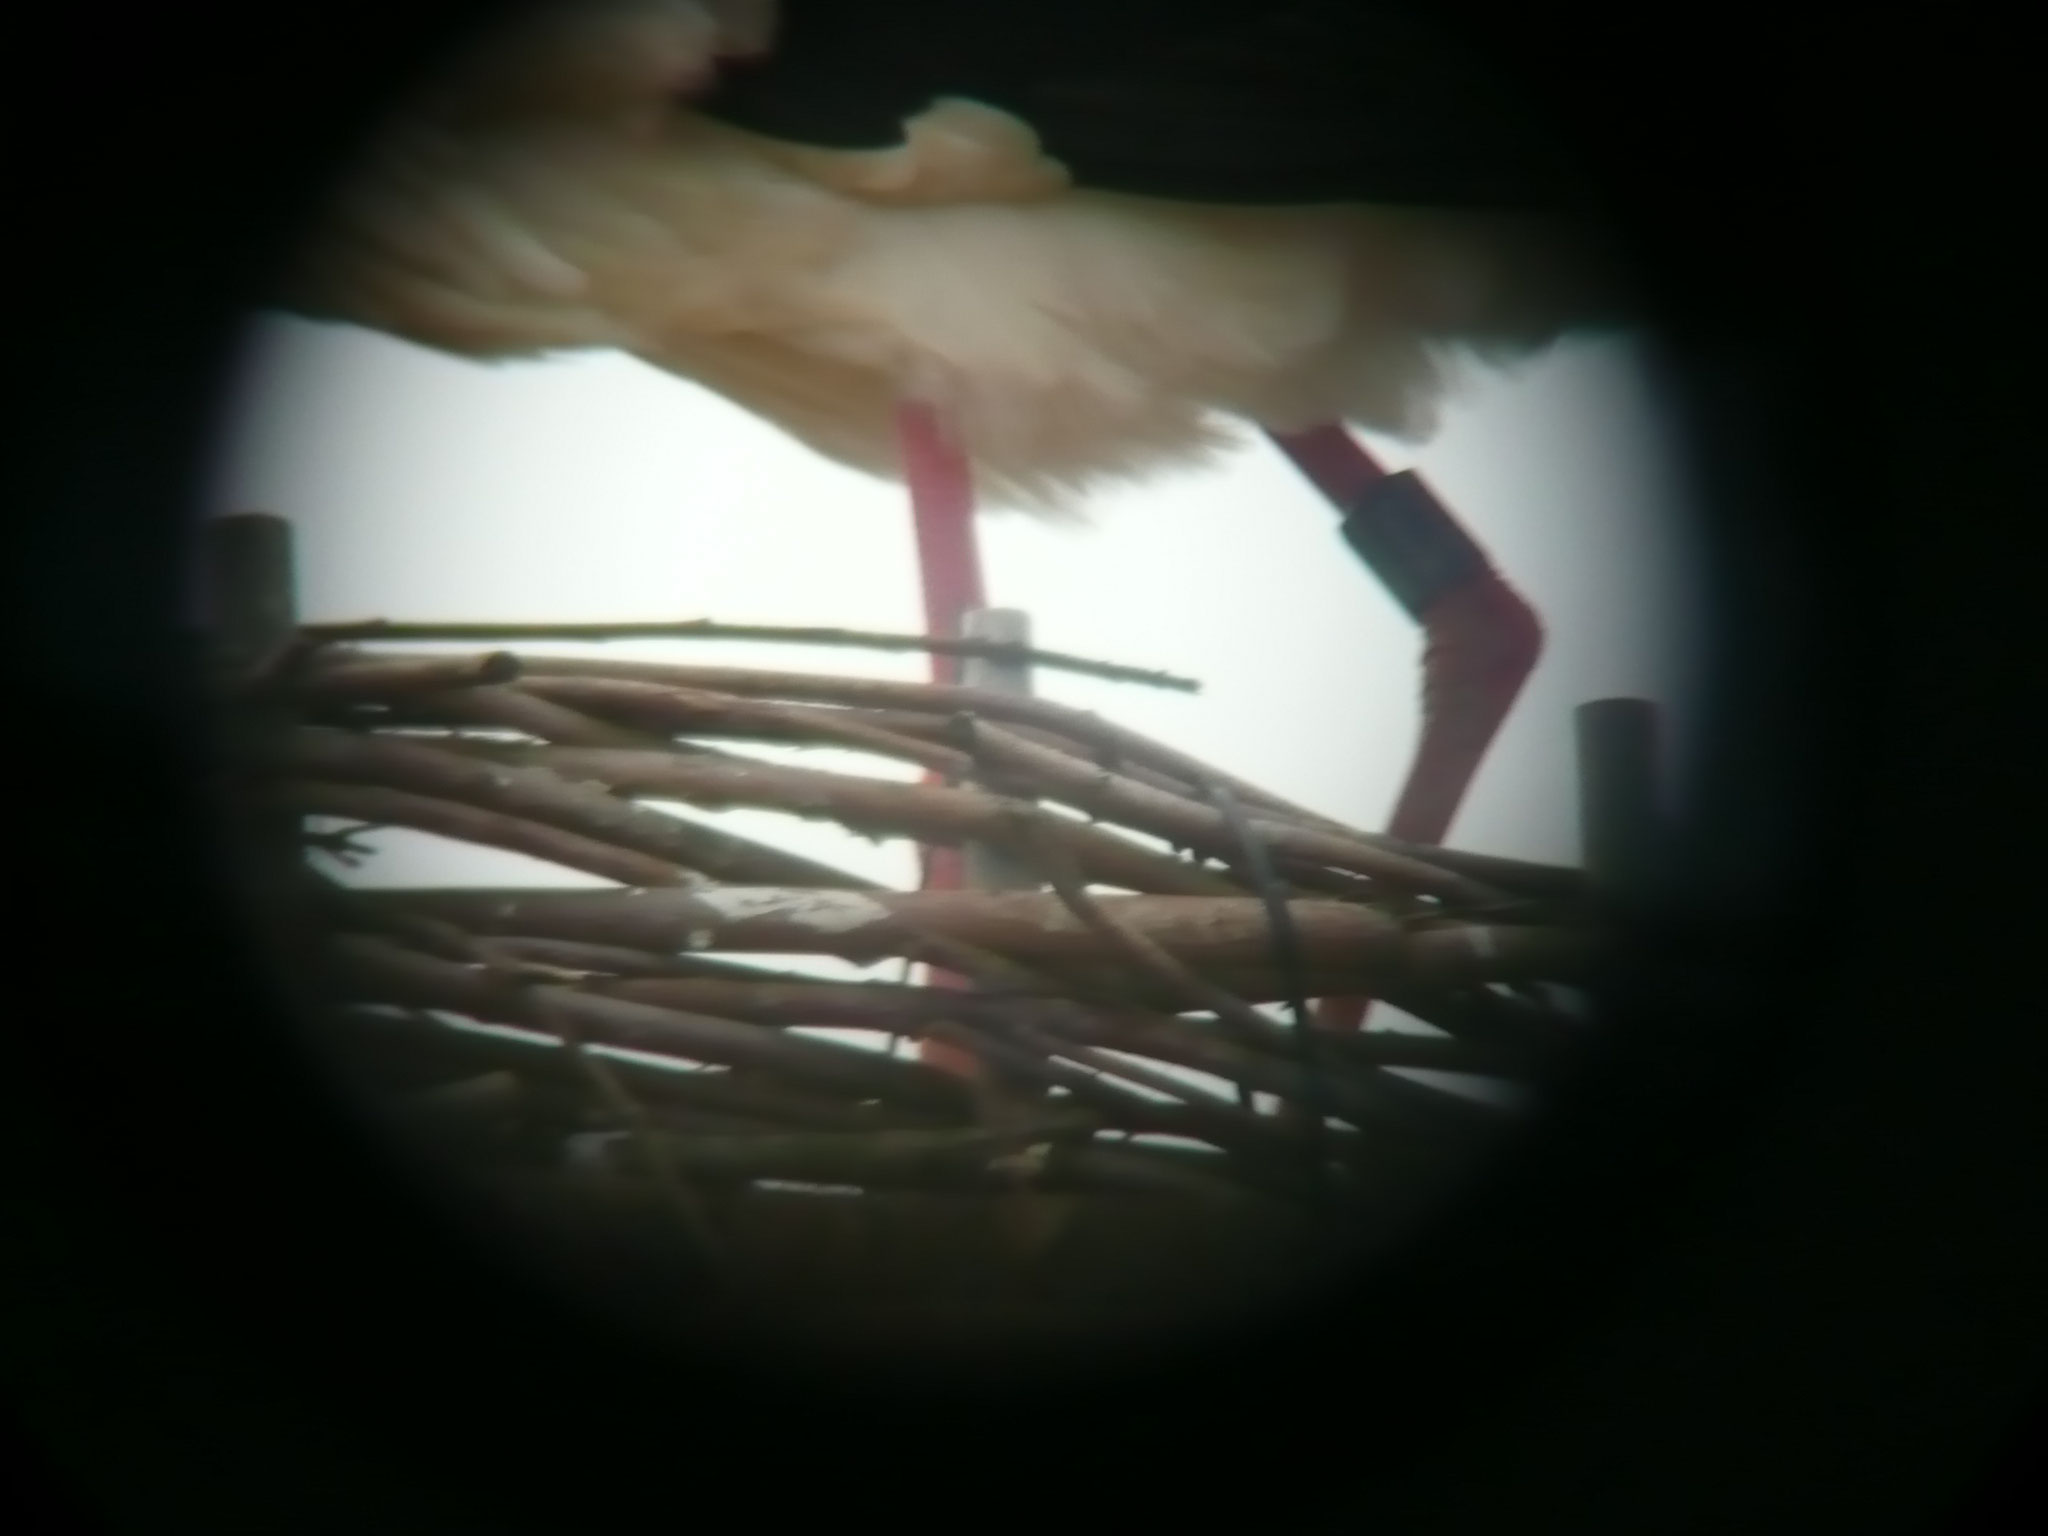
top-left (987, 808), bottom-right (1332, 1053)
top-left (322, 651), bottom-right (1588, 903)
top-left (521, 989), bottom-right (728, 1275)
top-left (486, 679), bottom-right (1478, 900)
top-left (294, 651), bottom-right (521, 699)
top-left (320, 872), bottom-right (1512, 1132)
top-left (462, 743), bottom-right (1244, 897)
top-left (348, 874), bottom-right (1515, 1143)
top-left (509, 656), bottom-right (1368, 827)
top-left (556, 1102), bottom-right (1278, 1203)
top-left (271, 726), bottom-right (879, 890)
top-left (334, 654), bottom-right (1581, 893)
top-left (322, 934), bottom-right (973, 1113)
top-left (953, 715), bottom-right (1495, 902)
top-left (359, 885), bottom-right (1589, 988)
top-left (383, 683), bottom-right (678, 749)
top-left (276, 779), bottom-right (692, 887)
top-left (576, 969), bottom-right (1520, 1122)
top-left (297, 620), bottom-right (1201, 692)
top-left (478, 937), bottom-right (811, 982)
top-left (502, 676), bottom-right (981, 779)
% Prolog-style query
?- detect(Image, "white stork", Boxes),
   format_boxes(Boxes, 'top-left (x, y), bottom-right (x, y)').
top-left (280, 0), bottom-right (1629, 1038)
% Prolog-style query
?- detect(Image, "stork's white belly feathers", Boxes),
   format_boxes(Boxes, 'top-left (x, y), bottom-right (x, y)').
top-left (295, 12), bottom-right (1585, 511)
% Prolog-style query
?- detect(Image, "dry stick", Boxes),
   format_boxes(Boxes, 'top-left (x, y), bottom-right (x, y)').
top-left (361, 886), bottom-right (1591, 989)
top-left (997, 809), bottom-right (1336, 1192)
top-left (577, 1120), bottom-right (1247, 1198)
top-left (522, 683), bottom-right (1449, 902)
top-left (271, 726), bottom-right (879, 890)
top-left (1201, 776), bottom-right (1327, 1176)
top-left (338, 651), bottom-right (1529, 901)
top-left (496, 904), bottom-right (1329, 1031)
top-left (304, 873), bottom-right (632, 990)
top-left (1011, 1003), bottom-right (1479, 1148)
top-left (395, 654), bottom-right (1576, 897)
top-left (495, 920), bottom-right (1298, 1029)
top-left (951, 714), bottom-right (1497, 904)
top-left (319, 868), bottom-right (1417, 1130)
top-left (513, 662), bottom-right (1585, 899)
top-left (440, 732), bottom-right (1195, 900)
top-left (388, 683), bottom-right (680, 749)
top-left (916, 1017), bottom-right (1156, 1119)
top-left (1007, 1025), bottom-right (1272, 1131)
top-left (897, 698), bottom-right (1557, 897)
top-left (455, 684), bottom-right (1523, 910)
top-left (292, 651), bottom-right (522, 699)
top-left (1028, 959), bottom-right (1484, 1009)
top-left (1353, 839), bottom-right (1589, 903)
top-left (884, 843), bottom-right (1514, 1145)
top-left (1166, 1009), bottom-right (1542, 1077)
top-left (477, 937), bottom-right (1074, 1020)
top-left (319, 1004), bottom-right (943, 1130)
top-left (983, 815), bottom-right (1354, 1173)
top-left (1018, 1001), bottom-right (1408, 1116)
top-left (590, 973), bottom-right (1176, 1040)
top-left (297, 619), bottom-right (1201, 693)
top-left (511, 657), bottom-right (1370, 827)
top-left (582, 970), bottom-right (1514, 1107)
top-left (305, 881), bottom-right (961, 1129)
top-left (331, 915), bottom-right (1496, 1150)
top-left (991, 807), bottom-right (1318, 1053)
top-left (301, 878), bottom-right (733, 1270)
top-left (361, 886), bottom-right (1369, 975)
top-left (276, 779), bottom-right (693, 888)
top-left (518, 677), bottom-right (983, 781)
top-left (509, 686), bottom-right (1270, 816)
top-left (908, 1018), bottom-right (1118, 1182)
top-left (525, 987), bottom-right (730, 1281)
top-left (475, 744), bottom-right (1243, 897)
top-left (481, 937), bottom-right (818, 983)
top-left (918, 1011), bottom-right (1299, 1172)
top-left (348, 679), bottom-right (961, 762)
top-left (223, 630), bottom-right (335, 700)
top-left (323, 934), bottom-right (972, 1113)
top-left (891, 713), bottom-right (1553, 904)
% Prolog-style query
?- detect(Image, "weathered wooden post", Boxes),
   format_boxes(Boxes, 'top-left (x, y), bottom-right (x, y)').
top-left (1575, 697), bottom-right (1660, 901)
top-left (201, 513), bottom-right (310, 978)
top-left (203, 513), bottom-right (297, 681)
top-left (959, 607), bottom-right (1041, 891)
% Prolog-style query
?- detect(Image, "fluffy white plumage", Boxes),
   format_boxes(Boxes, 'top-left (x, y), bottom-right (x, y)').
top-left (291, 0), bottom-right (1603, 512)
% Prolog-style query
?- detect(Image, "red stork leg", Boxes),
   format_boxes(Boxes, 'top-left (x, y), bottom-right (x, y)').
top-left (1267, 423), bottom-right (1544, 1033)
top-left (897, 400), bottom-right (987, 1076)
top-left (900, 400), bottom-right (987, 687)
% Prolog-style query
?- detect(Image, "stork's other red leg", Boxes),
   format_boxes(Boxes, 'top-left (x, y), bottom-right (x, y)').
top-left (897, 400), bottom-right (986, 1073)
top-left (1267, 424), bottom-right (1544, 1033)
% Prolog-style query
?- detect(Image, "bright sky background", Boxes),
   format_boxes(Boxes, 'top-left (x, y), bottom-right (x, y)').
top-left (205, 315), bottom-right (1706, 1105)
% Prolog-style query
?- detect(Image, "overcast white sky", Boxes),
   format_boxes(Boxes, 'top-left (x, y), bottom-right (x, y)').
top-left (214, 314), bottom-right (1701, 850)
top-left (207, 316), bottom-right (1704, 1094)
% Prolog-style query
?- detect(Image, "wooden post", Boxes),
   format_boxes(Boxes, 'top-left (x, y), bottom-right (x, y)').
top-left (919, 607), bottom-right (1044, 1085)
top-left (959, 608), bottom-right (1040, 892)
top-left (204, 512), bottom-right (297, 682)
top-left (203, 514), bottom-right (307, 952)
top-left (957, 609), bottom-right (1064, 1260)
top-left (1575, 697), bottom-right (1659, 900)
